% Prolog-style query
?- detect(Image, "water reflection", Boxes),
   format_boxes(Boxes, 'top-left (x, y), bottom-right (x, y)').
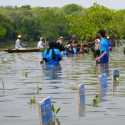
top-left (42, 64), bottom-right (62, 80)
top-left (55, 118), bottom-right (61, 125)
top-left (112, 80), bottom-right (119, 96)
top-left (95, 64), bottom-right (109, 103)
top-left (99, 73), bottom-right (108, 101)
top-left (78, 84), bottom-right (85, 117)
top-left (112, 69), bottom-right (120, 95)
top-left (0, 79), bottom-right (5, 96)
top-left (0, 79), bottom-right (5, 89)
top-left (96, 63), bottom-right (109, 76)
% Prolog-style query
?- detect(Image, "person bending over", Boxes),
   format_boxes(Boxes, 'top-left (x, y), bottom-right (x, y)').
top-left (42, 42), bottom-right (62, 66)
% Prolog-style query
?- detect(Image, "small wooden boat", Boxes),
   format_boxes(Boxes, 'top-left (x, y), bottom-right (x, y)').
top-left (4, 48), bottom-right (43, 53)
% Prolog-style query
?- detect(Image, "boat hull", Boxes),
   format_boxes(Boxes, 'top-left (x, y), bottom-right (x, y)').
top-left (4, 48), bottom-right (43, 53)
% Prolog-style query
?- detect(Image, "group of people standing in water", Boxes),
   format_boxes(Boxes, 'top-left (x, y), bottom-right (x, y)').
top-left (41, 30), bottom-right (112, 66)
top-left (15, 29), bottom-right (112, 66)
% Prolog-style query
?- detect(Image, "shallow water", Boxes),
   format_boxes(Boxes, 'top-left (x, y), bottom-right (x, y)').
top-left (0, 46), bottom-right (125, 125)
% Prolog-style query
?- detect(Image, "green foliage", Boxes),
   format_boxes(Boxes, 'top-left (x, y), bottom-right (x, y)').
top-left (52, 104), bottom-right (61, 115)
top-left (30, 96), bottom-right (36, 104)
top-left (62, 4), bottom-right (83, 15)
top-left (0, 4), bottom-right (125, 44)
top-left (65, 4), bottom-right (115, 41)
top-left (0, 26), bottom-right (7, 38)
top-left (35, 8), bottom-right (68, 41)
top-left (0, 14), bottom-right (14, 40)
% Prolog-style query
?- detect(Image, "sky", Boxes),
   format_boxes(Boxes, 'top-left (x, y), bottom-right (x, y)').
top-left (0, 0), bottom-right (125, 9)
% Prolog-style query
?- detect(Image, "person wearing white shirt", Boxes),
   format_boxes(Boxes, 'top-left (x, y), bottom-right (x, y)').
top-left (15, 35), bottom-right (23, 49)
top-left (37, 37), bottom-right (44, 48)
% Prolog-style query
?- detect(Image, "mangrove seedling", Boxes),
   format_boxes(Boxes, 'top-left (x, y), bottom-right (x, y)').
top-left (52, 104), bottom-right (61, 115)
top-left (30, 96), bottom-right (36, 104)
top-left (93, 94), bottom-right (100, 107)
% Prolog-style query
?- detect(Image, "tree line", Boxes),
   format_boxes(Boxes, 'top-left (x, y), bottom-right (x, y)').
top-left (0, 3), bottom-right (125, 45)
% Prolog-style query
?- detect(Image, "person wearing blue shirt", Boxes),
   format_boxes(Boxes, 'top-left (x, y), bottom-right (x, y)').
top-left (96, 30), bottom-right (109, 64)
top-left (42, 42), bottom-right (62, 66)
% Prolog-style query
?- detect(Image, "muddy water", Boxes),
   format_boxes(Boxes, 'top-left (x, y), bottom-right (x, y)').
top-left (0, 46), bottom-right (125, 125)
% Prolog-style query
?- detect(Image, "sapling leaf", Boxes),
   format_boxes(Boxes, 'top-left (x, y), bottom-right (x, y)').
top-left (56, 108), bottom-right (61, 114)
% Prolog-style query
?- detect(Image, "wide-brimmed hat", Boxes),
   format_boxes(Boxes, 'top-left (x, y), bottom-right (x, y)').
top-left (17, 35), bottom-right (21, 38)
top-left (59, 36), bottom-right (64, 39)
